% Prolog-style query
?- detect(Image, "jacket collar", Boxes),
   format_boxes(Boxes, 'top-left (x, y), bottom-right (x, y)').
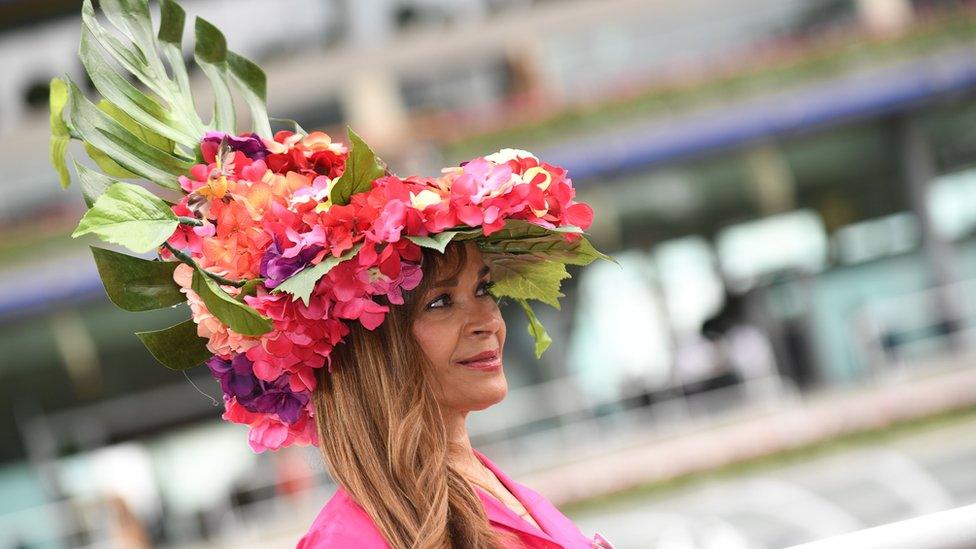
top-left (473, 449), bottom-right (565, 548)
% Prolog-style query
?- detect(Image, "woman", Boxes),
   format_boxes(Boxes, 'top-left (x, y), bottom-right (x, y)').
top-left (298, 241), bottom-right (609, 548)
top-left (53, 2), bottom-right (613, 547)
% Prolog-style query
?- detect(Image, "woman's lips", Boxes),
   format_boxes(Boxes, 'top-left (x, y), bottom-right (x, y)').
top-left (458, 353), bottom-right (502, 370)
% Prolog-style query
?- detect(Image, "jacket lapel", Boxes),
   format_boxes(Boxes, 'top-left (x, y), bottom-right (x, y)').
top-left (474, 449), bottom-right (566, 548)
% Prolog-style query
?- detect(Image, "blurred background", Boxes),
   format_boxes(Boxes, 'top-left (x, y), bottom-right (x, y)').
top-left (3, 0), bottom-right (976, 547)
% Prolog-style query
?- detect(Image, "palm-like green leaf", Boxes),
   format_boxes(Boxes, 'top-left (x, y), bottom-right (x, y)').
top-left (54, 0), bottom-right (274, 193)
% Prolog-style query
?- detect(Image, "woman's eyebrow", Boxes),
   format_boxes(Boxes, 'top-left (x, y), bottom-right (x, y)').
top-left (432, 266), bottom-right (490, 288)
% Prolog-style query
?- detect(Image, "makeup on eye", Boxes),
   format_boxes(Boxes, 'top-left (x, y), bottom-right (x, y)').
top-left (424, 280), bottom-right (495, 310)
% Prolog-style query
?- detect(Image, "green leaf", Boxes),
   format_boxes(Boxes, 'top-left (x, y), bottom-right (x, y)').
top-left (191, 268), bottom-right (273, 336)
top-left (483, 219), bottom-right (583, 240)
top-left (405, 231), bottom-right (459, 254)
top-left (97, 99), bottom-right (175, 154)
top-left (73, 160), bottom-right (116, 207)
top-left (80, 0), bottom-right (157, 94)
top-left (136, 318), bottom-right (212, 370)
top-left (98, 0), bottom-right (157, 63)
top-left (235, 278), bottom-right (266, 302)
top-left (158, 0), bottom-right (205, 137)
top-left (90, 246), bottom-right (184, 311)
top-left (194, 17), bottom-right (235, 132)
top-left (49, 77), bottom-right (72, 189)
top-left (85, 142), bottom-right (138, 179)
top-left (227, 50), bottom-right (271, 137)
top-left (158, 0), bottom-right (185, 44)
top-left (273, 243), bottom-right (362, 306)
top-left (194, 16), bottom-right (227, 64)
top-left (484, 254), bottom-right (570, 309)
top-left (444, 227), bottom-right (485, 241)
top-left (80, 26), bottom-right (197, 147)
top-left (516, 298), bottom-right (552, 359)
top-left (480, 232), bottom-right (611, 266)
top-left (65, 78), bottom-right (191, 188)
top-left (71, 182), bottom-right (178, 253)
top-left (329, 128), bottom-right (386, 206)
top-left (270, 117), bottom-right (307, 135)
top-left (50, 137), bottom-right (71, 190)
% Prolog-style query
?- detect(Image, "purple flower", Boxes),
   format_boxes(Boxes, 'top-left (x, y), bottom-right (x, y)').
top-left (260, 239), bottom-right (323, 289)
top-left (251, 380), bottom-right (309, 423)
top-left (203, 131), bottom-right (268, 160)
top-left (207, 354), bottom-right (309, 424)
top-left (207, 354), bottom-right (257, 401)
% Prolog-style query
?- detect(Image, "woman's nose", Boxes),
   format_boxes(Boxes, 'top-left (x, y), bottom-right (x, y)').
top-left (466, 300), bottom-right (503, 337)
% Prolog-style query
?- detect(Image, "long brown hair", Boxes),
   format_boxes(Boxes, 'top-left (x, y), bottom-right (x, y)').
top-left (313, 242), bottom-right (516, 548)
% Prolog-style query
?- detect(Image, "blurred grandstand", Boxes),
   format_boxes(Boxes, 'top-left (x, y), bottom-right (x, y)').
top-left (3, 0), bottom-right (976, 547)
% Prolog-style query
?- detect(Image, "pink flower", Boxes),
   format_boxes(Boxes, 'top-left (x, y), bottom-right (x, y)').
top-left (247, 416), bottom-right (290, 453)
top-left (332, 297), bottom-right (388, 330)
top-left (452, 157), bottom-right (515, 205)
top-left (367, 199), bottom-right (407, 243)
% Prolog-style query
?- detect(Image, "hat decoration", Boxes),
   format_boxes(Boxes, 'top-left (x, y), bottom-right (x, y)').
top-left (49, 0), bottom-right (610, 452)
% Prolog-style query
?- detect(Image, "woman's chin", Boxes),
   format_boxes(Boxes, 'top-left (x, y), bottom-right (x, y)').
top-left (465, 376), bottom-right (508, 411)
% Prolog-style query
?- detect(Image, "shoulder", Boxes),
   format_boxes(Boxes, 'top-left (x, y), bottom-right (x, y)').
top-left (297, 486), bottom-right (389, 549)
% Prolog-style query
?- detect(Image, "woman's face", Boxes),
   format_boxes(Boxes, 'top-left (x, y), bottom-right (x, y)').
top-left (412, 242), bottom-right (508, 416)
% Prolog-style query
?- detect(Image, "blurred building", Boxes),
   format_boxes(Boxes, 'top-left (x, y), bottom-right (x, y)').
top-left (3, 0), bottom-right (976, 546)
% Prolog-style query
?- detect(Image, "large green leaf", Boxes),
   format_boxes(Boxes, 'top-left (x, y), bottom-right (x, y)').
top-left (191, 268), bottom-right (273, 336)
top-left (227, 51), bottom-right (272, 137)
top-left (158, 0), bottom-right (185, 44)
top-left (516, 298), bottom-right (552, 359)
top-left (158, 0), bottom-right (205, 137)
top-left (194, 17), bottom-right (235, 133)
top-left (80, 26), bottom-right (197, 147)
top-left (480, 232), bottom-right (611, 266)
top-left (80, 0), bottom-right (158, 94)
top-left (82, 98), bottom-right (180, 180)
top-left (84, 142), bottom-right (138, 179)
top-left (273, 243), bottom-right (362, 306)
top-left (136, 318), bottom-right (212, 370)
top-left (405, 231), bottom-right (459, 254)
top-left (329, 128), bottom-right (386, 205)
top-left (49, 77), bottom-right (71, 189)
top-left (73, 160), bottom-right (116, 207)
top-left (66, 79), bottom-right (190, 188)
top-left (485, 254), bottom-right (570, 309)
top-left (99, 0), bottom-right (159, 68)
top-left (90, 246), bottom-right (184, 311)
top-left (483, 219), bottom-right (583, 240)
top-left (72, 182), bottom-right (178, 253)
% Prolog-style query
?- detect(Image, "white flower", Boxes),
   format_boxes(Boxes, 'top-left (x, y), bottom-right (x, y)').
top-left (485, 148), bottom-right (537, 164)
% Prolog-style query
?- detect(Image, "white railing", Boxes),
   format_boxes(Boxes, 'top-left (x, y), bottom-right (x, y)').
top-left (785, 502), bottom-right (976, 549)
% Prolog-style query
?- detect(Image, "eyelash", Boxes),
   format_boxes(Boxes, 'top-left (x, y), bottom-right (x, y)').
top-left (426, 280), bottom-right (495, 310)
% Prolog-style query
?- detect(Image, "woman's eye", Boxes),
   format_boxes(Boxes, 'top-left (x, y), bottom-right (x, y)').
top-left (477, 280), bottom-right (495, 296)
top-left (426, 294), bottom-right (451, 310)
top-left (426, 281), bottom-right (493, 310)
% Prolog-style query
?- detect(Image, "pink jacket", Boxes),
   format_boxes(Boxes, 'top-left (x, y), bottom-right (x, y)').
top-left (297, 449), bottom-right (613, 548)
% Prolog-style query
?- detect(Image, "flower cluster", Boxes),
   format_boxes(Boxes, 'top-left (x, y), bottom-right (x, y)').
top-left (165, 131), bottom-right (593, 452)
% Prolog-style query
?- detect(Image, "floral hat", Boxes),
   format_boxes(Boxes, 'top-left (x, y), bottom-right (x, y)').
top-left (49, 0), bottom-right (610, 452)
